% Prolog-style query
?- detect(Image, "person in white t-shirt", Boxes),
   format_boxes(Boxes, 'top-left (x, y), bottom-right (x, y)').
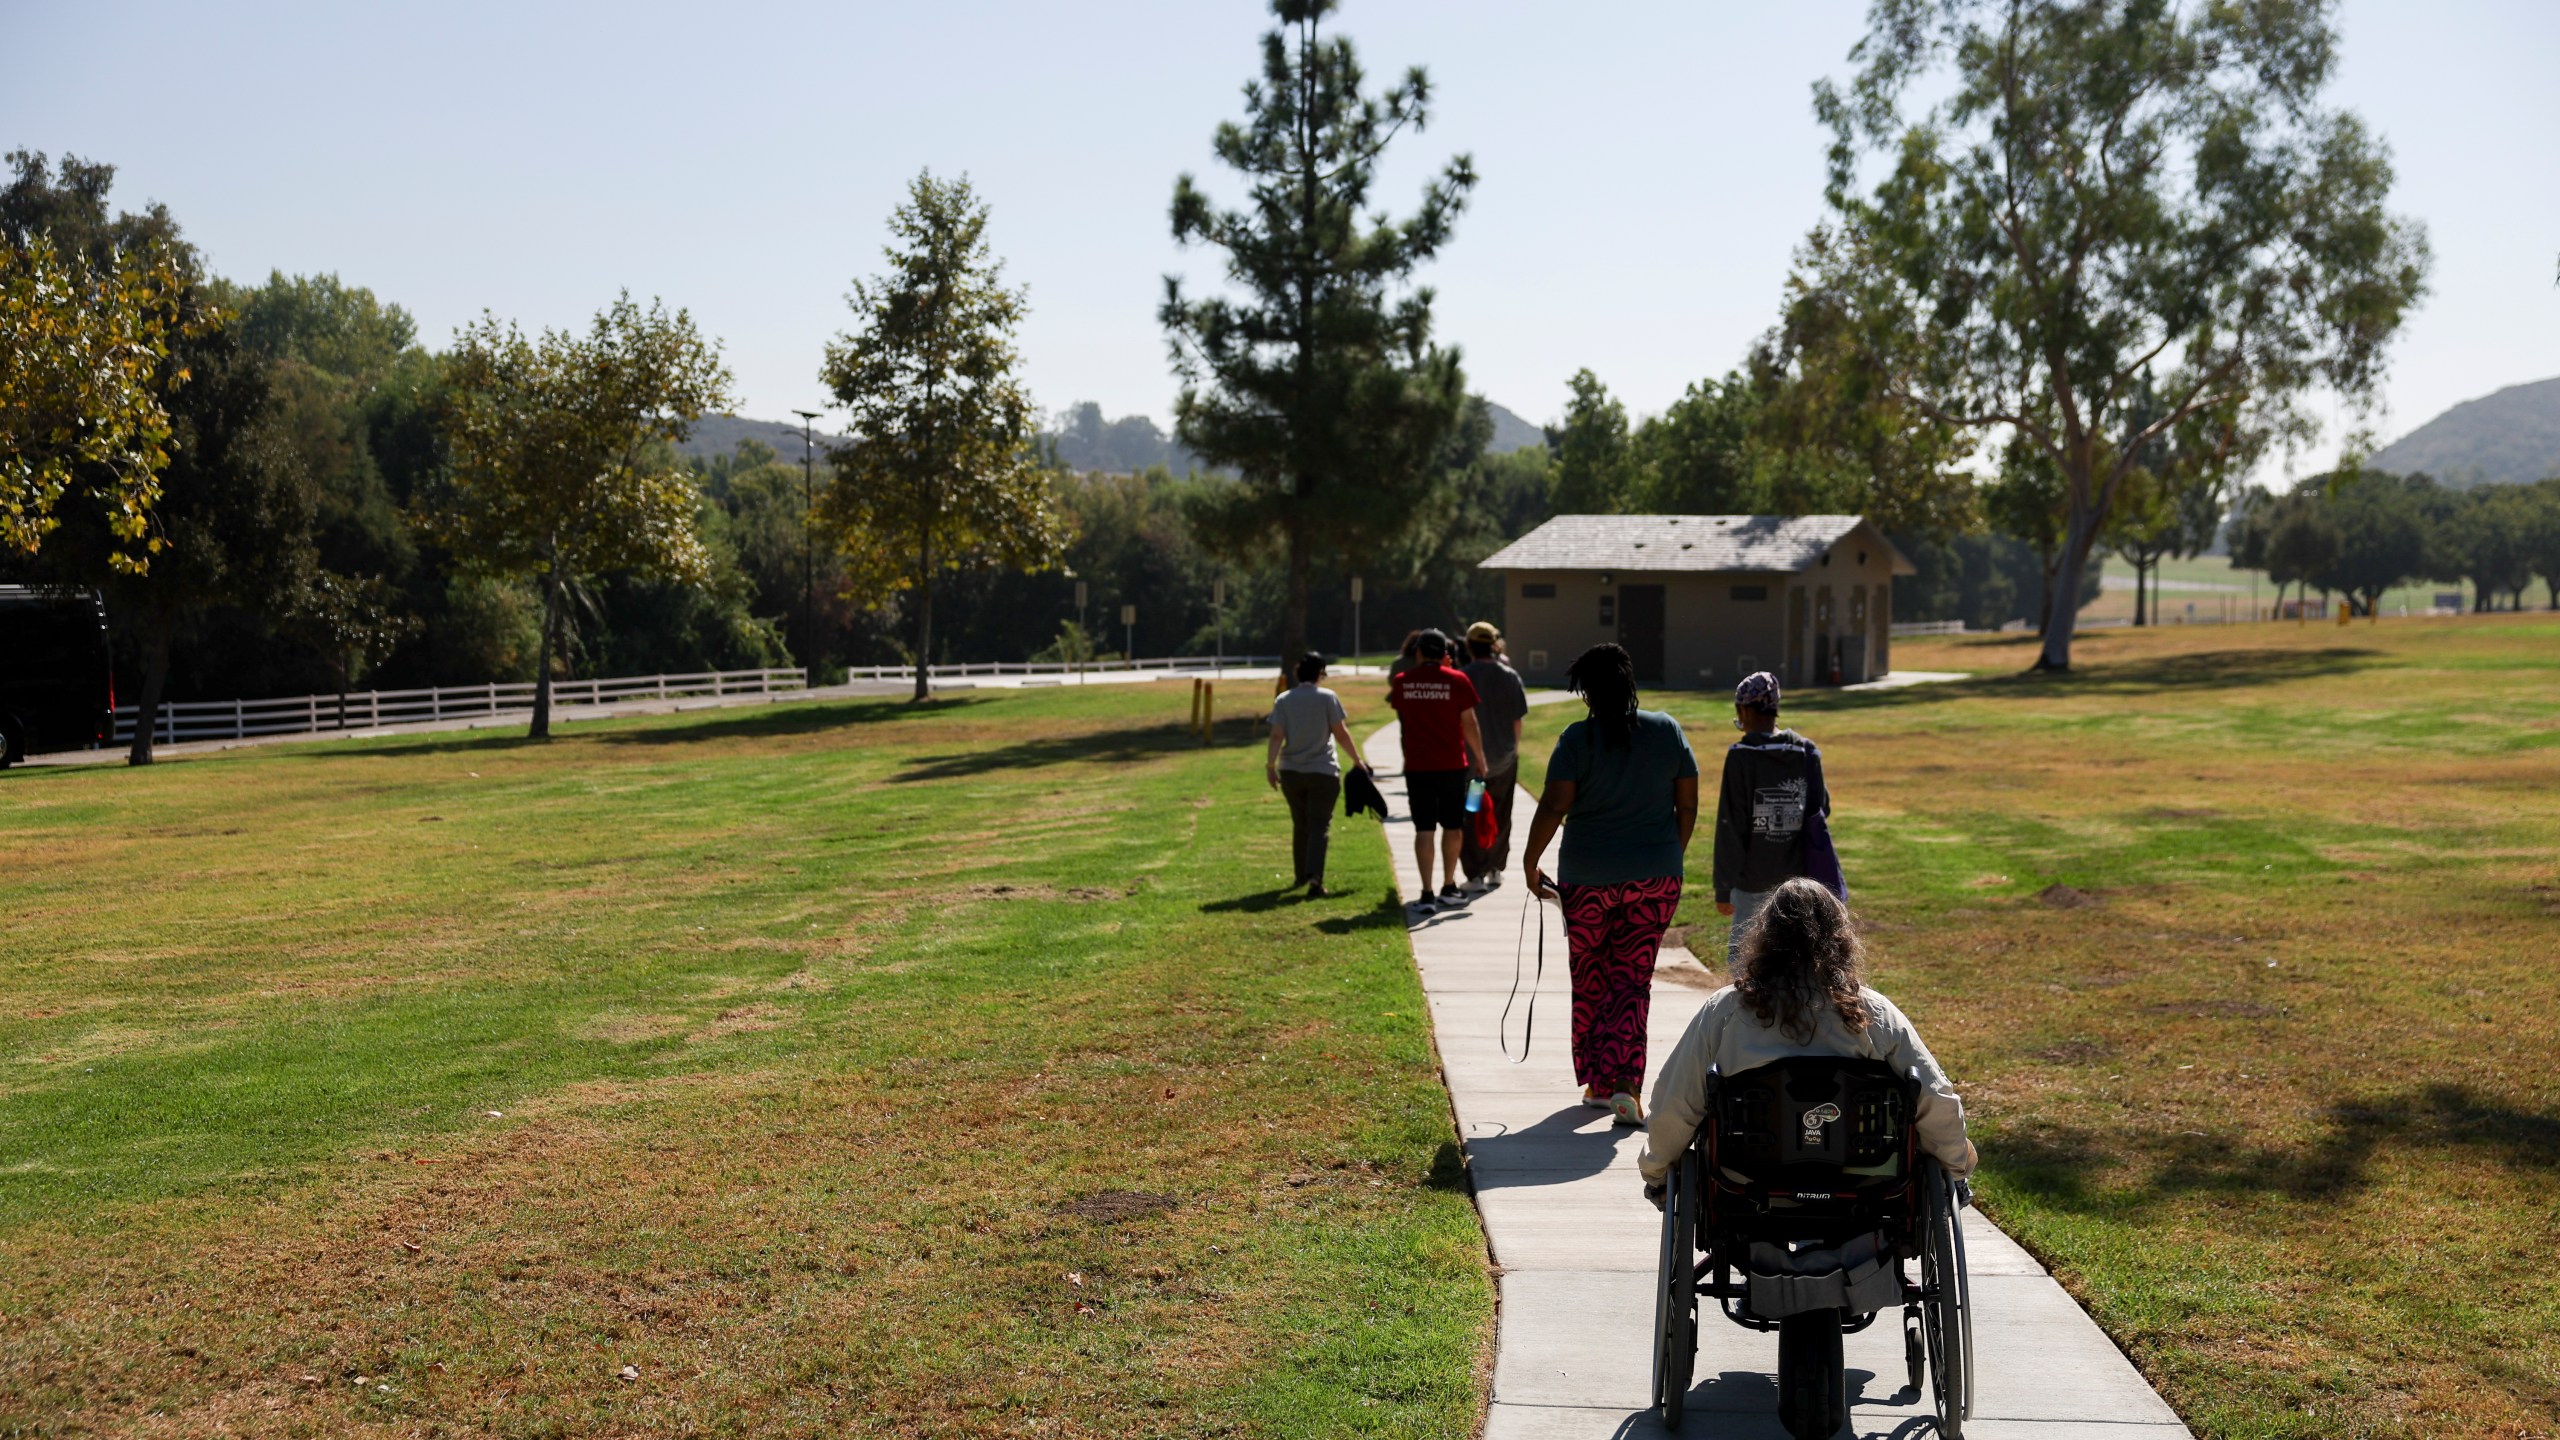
top-left (1267, 652), bottom-right (1369, 898)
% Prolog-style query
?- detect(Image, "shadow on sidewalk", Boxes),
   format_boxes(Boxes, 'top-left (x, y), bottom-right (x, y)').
top-left (1466, 1103), bottom-right (1642, 1189)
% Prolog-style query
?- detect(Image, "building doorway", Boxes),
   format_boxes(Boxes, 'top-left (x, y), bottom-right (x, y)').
top-left (1618, 583), bottom-right (1666, 684)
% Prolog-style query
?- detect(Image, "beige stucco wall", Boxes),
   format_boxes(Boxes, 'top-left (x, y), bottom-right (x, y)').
top-left (1492, 532), bottom-right (1900, 691)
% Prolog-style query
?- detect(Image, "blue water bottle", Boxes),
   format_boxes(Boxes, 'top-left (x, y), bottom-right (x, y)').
top-left (1465, 777), bottom-right (1486, 813)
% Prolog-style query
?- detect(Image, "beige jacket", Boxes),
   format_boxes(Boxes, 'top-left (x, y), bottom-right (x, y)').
top-left (1639, 985), bottom-right (1974, 1186)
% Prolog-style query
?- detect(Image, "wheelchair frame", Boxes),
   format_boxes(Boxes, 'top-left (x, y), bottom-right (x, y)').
top-left (1651, 1058), bottom-right (1973, 1437)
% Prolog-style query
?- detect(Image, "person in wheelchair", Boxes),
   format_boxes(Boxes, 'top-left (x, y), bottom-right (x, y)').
top-left (1640, 875), bottom-right (1979, 1436)
top-left (1641, 875), bottom-right (1975, 1201)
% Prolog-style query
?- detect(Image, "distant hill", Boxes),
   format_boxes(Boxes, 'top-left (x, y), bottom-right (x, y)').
top-left (676, 414), bottom-right (836, 463)
top-left (1484, 399), bottom-right (1542, 454)
top-left (2368, 377), bottom-right (2560, 489)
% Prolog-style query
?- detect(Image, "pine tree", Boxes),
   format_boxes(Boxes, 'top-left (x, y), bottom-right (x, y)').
top-left (1161, 0), bottom-right (1475, 657)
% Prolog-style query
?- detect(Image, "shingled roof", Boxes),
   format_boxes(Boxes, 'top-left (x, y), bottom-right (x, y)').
top-left (1479, 514), bottom-right (1913, 575)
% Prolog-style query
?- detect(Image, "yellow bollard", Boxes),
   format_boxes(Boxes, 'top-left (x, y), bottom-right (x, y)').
top-left (1200, 681), bottom-right (1215, 742)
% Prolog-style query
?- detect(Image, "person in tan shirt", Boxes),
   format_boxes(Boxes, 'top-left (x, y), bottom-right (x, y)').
top-left (1640, 877), bottom-right (1976, 1199)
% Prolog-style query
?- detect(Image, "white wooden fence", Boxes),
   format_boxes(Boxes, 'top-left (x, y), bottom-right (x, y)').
top-left (111, 655), bottom-right (1288, 745)
top-left (836, 655), bottom-right (1280, 681)
top-left (114, 668), bottom-right (807, 745)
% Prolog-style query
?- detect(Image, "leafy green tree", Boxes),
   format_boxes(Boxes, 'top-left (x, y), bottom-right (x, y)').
top-left (438, 294), bottom-right (734, 738)
top-left (3, 151), bottom-right (324, 760)
top-left (218, 271), bottom-right (427, 661)
top-left (1, 151), bottom-right (192, 572)
top-left (1983, 441), bottom-right (2074, 631)
top-left (1758, 247), bottom-right (1979, 536)
top-left (1810, 0), bottom-right (2428, 669)
top-left (290, 570), bottom-right (420, 726)
top-left (1545, 369), bottom-right (1637, 514)
top-left (2527, 479), bottom-right (2560, 610)
top-left (1161, 0), bottom-right (1477, 656)
top-left (2309, 472), bottom-right (2428, 617)
top-left (2264, 496), bottom-right (2343, 619)
top-left (820, 171), bottom-right (1062, 701)
top-left (2105, 388), bottom-right (2248, 625)
top-left (93, 315), bottom-right (319, 763)
top-left (2446, 484), bottom-right (2537, 611)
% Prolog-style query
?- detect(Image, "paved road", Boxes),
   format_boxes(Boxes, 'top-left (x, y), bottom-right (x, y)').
top-left (1366, 717), bottom-right (2191, 1439)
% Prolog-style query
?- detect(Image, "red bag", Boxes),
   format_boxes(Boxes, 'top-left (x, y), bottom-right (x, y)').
top-left (1471, 787), bottom-right (1498, 849)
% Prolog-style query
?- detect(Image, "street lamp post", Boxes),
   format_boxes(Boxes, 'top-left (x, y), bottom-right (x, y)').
top-left (792, 409), bottom-right (822, 689)
top-left (1121, 604), bottom-right (1137, 671)
top-left (1212, 577), bottom-right (1225, 678)
top-left (1074, 578), bottom-right (1088, 684)
top-left (1350, 576), bottom-right (1364, 672)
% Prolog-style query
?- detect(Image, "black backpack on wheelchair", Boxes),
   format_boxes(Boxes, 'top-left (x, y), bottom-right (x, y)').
top-left (1652, 1055), bottom-right (1973, 1438)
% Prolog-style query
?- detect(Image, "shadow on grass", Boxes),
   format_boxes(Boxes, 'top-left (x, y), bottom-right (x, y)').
top-left (1201, 887), bottom-right (1300, 915)
top-left (1200, 885), bottom-right (1409, 934)
top-left (1795, 645), bottom-right (2388, 717)
top-left (1997, 1082), bottom-right (2560, 1213)
top-left (1314, 889), bottom-right (1410, 934)
top-left (596, 696), bottom-right (981, 746)
top-left (890, 721), bottom-right (1200, 782)
top-left (304, 697), bottom-right (989, 759)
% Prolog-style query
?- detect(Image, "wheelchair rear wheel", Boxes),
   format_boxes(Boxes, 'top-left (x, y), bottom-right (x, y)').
top-left (1919, 1160), bottom-right (1973, 1438)
top-left (1651, 1154), bottom-right (1700, 1428)
top-left (1775, 1310), bottom-right (1848, 1440)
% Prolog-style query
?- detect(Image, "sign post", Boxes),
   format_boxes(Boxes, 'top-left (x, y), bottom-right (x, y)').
top-left (1121, 604), bottom-right (1137, 670)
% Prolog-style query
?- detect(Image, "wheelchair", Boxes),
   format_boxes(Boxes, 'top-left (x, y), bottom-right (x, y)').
top-left (1651, 1056), bottom-right (1972, 1438)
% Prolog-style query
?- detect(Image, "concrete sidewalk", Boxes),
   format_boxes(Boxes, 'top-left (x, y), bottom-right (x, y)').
top-left (1366, 719), bottom-right (2189, 1439)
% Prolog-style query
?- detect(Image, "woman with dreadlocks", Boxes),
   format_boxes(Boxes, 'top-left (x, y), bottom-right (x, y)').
top-left (1522, 643), bottom-right (1700, 1127)
top-left (1637, 876), bottom-right (1975, 1206)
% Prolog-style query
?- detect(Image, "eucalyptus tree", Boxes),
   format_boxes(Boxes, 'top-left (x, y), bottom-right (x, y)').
top-left (438, 294), bottom-right (733, 738)
top-left (1162, 0), bottom-right (1476, 656)
top-left (1807, 0), bottom-right (2428, 669)
top-left (820, 170), bottom-right (1061, 702)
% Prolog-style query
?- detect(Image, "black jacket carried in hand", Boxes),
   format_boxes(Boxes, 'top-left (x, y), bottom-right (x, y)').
top-left (1343, 766), bottom-right (1389, 821)
top-left (1711, 730), bottom-right (1828, 902)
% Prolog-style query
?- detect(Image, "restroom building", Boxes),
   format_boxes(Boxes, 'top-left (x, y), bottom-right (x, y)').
top-left (1477, 514), bottom-right (1914, 690)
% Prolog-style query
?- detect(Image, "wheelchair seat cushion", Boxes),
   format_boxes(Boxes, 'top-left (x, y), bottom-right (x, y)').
top-left (1746, 1230), bottom-right (1902, 1318)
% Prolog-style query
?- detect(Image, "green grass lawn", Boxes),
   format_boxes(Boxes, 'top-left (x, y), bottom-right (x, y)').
top-left (1524, 612), bottom-right (2560, 1438)
top-left (0, 685), bottom-right (1490, 1438)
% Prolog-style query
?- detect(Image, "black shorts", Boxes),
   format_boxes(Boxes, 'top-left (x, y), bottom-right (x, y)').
top-left (1406, 769), bottom-right (1470, 832)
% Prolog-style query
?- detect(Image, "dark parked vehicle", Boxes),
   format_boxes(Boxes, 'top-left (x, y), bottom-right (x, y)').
top-left (0, 586), bottom-right (115, 766)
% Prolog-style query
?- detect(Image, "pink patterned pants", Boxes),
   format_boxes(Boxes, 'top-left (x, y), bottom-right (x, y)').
top-left (1557, 875), bottom-right (1684, 1096)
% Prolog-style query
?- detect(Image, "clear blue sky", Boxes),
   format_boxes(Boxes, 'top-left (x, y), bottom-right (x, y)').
top-left (5, 1), bottom-right (2553, 477)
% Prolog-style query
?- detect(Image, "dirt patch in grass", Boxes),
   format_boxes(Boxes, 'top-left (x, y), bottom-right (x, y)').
top-left (1055, 1190), bottom-right (1182, 1223)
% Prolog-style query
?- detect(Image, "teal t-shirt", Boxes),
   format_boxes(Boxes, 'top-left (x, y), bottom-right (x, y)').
top-left (1548, 709), bottom-right (1700, 886)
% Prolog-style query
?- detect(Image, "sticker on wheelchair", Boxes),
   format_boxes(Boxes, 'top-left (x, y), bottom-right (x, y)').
top-left (1797, 1101), bottom-right (1842, 1145)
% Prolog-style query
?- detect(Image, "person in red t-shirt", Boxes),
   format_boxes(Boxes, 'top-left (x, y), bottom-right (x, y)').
top-left (1389, 629), bottom-right (1489, 911)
